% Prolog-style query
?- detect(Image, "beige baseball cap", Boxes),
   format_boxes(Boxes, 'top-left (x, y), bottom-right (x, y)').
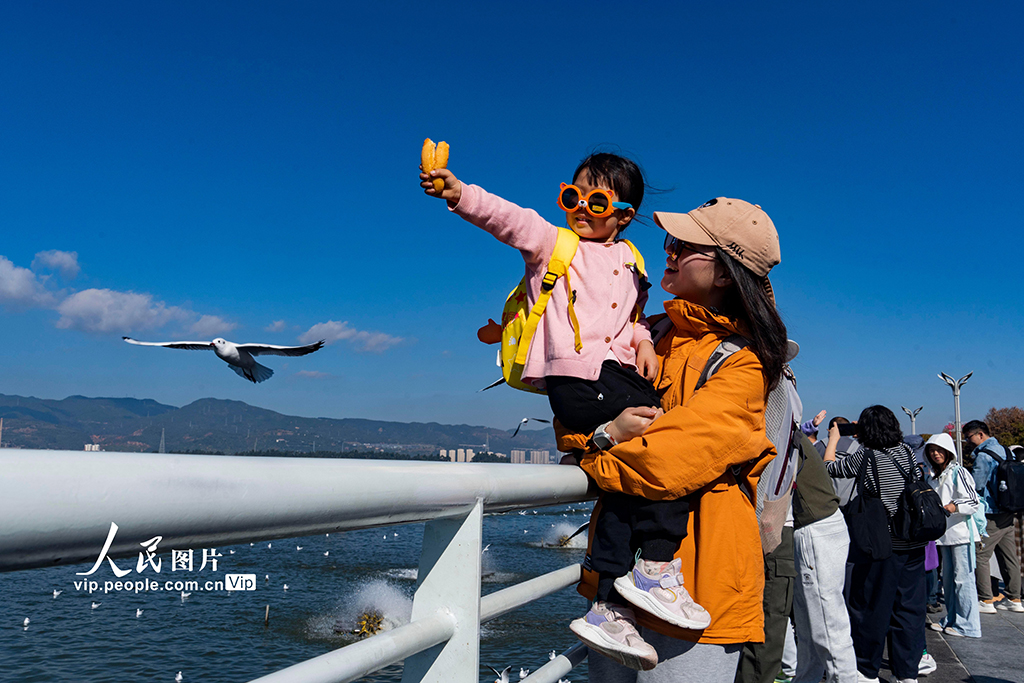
top-left (653, 198), bottom-right (781, 277)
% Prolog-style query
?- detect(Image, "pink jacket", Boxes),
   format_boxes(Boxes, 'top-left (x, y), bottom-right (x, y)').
top-left (453, 183), bottom-right (652, 386)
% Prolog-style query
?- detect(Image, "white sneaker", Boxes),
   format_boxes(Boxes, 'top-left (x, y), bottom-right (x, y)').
top-left (997, 599), bottom-right (1024, 612)
top-left (928, 621), bottom-right (943, 631)
top-left (978, 600), bottom-right (998, 614)
top-left (856, 672), bottom-right (879, 683)
top-left (569, 601), bottom-right (659, 671)
top-left (919, 651), bottom-right (937, 676)
top-left (897, 679), bottom-right (918, 683)
top-left (943, 626), bottom-right (966, 637)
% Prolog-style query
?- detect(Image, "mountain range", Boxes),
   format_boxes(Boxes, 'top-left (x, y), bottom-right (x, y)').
top-left (0, 393), bottom-right (557, 456)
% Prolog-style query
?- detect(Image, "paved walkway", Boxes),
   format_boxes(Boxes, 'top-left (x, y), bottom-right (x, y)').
top-left (916, 606), bottom-right (1024, 683)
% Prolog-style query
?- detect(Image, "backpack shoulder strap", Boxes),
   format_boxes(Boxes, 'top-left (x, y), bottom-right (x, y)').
top-left (978, 446), bottom-right (1006, 463)
top-left (513, 228), bottom-right (580, 365)
top-left (621, 239), bottom-right (646, 278)
top-left (694, 334), bottom-right (750, 391)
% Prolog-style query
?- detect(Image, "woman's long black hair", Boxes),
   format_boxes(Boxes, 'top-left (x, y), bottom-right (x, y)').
top-left (715, 248), bottom-right (788, 391)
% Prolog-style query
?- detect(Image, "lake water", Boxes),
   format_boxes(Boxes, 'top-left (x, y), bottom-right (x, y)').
top-left (1, 503), bottom-right (596, 682)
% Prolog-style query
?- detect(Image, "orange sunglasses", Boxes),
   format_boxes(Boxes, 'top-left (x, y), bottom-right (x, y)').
top-left (557, 183), bottom-right (632, 217)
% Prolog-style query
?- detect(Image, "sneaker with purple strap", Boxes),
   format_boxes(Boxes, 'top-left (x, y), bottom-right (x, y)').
top-left (569, 601), bottom-right (659, 671)
top-left (614, 557), bottom-right (711, 630)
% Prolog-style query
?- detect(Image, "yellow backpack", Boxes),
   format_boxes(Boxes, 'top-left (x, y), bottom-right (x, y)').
top-left (478, 228), bottom-right (647, 394)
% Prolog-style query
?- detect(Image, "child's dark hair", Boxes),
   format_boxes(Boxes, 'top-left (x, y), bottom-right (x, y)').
top-left (715, 249), bottom-right (789, 392)
top-left (573, 153), bottom-right (645, 227)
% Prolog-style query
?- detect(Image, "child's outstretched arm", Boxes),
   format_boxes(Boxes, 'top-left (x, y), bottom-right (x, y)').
top-left (419, 164), bottom-right (557, 269)
top-left (420, 168), bottom-right (462, 209)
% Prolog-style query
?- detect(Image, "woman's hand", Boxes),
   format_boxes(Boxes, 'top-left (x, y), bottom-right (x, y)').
top-left (824, 422), bottom-right (841, 462)
top-left (636, 340), bottom-right (659, 382)
top-left (944, 502), bottom-right (957, 513)
top-left (812, 409), bottom-right (827, 428)
top-left (420, 168), bottom-right (462, 207)
top-left (605, 406), bottom-right (663, 445)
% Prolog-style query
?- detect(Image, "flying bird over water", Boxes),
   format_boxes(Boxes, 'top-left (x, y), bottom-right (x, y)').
top-left (486, 666), bottom-right (511, 683)
top-left (122, 337), bottom-right (325, 383)
top-left (511, 417), bottom-right (550, 438)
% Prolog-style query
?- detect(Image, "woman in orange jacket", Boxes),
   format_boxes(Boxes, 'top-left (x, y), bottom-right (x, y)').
top-left (560, 198), bottom-right (788, 681)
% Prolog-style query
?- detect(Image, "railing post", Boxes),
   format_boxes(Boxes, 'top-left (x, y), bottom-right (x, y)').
top-left (401, 498), bottom-right (483, 682)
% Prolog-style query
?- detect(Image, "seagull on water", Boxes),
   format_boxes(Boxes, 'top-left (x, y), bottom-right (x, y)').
top-left (52, 589), bottom-right (62, 598)
top-left (549, 650), bottom-right (557, 660)
top-left (486, 666), bottom-right (511, 683)
top-left (324, 551), bottom-right (329, 556)
top-left (180, 591), bottom-right (191, 602)
top-left (122, 337), bottom-right (325, 384)
top-left (268, 543), bottom-right (272, 549)
top-left (175, 673), bottom-right (183, 682)
top-left (23, 617), bottom-right (29, 628)
top-left (511, 417), bottom-right (550, 438)
top-left (296, 546), bottom-right (303, 551)
top-left (136, 608), bottom-right (144, 618)
top-left (91, 602), bottom-right (101, 609)
top-left (519, 668), bottom-right (530, 680)
top-left (283, 584), bottom-right (289, 591)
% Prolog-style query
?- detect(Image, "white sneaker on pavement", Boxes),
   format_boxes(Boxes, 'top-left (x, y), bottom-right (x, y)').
top-left (997, 599), bottom-right (1024, 612)
top-left (978, 600), bottom-right (998, 614)
top-left (919, 651), bottom-right (937, 676)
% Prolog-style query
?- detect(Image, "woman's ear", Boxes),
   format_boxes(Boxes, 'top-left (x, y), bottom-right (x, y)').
top-left (713, 261), bottom-right (733, 288)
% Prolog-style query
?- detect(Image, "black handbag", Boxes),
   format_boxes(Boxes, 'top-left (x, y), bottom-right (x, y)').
top-left (841, 450), bottom-right (892, 561)
top-left (887, 451), bottom-right (948, 543)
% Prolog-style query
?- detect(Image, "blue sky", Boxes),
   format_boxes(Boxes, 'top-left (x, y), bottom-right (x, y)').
top-left (1, 1), bottom-right (1021, 435)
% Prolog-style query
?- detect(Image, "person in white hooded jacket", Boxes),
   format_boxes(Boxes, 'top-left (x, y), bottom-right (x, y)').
top-left (924, 433), bottom-right (982, 638)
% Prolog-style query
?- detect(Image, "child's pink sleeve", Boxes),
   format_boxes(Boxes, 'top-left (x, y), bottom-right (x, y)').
top-left (450, 184), bottom-right (557, 269)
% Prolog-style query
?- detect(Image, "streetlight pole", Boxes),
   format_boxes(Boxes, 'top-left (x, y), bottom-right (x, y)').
top-left (901, 406), bottom-right (923, 436)
top-left (938, 372), bottom-right (973, 465)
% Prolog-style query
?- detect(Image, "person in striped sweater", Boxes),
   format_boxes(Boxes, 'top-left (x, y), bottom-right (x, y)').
top-left (823, 405), bottom-right (926, 683)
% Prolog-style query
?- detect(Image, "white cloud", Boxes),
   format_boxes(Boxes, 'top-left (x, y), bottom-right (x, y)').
top-left (191, 315), bottom-right (238, 337)
top-left (299, 319), bottom-right (404, 353)
top-left (56, 288), bottom-right (191, 333)
top-left (0, 256), bottom-right (56, 307)
top-left (265, 320), bottom-right (287, 332)
top-left (295, 370), bottom-right (331, 379)
top-left (32, 250), bottom-right (80, 279)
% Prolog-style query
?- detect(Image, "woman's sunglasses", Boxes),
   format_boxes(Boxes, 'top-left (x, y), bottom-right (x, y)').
top-left (557, 183), bottom-right (631, 218)
top-left (664, 234), bottom-right (718, 261)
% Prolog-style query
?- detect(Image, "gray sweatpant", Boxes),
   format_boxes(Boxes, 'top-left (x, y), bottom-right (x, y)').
top-left (587, 633), bottom-right (743, 683)
top-left (976, 512), bottom-right (1021, 601)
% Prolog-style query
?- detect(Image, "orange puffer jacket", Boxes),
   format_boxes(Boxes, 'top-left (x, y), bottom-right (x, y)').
top-left (561, 298), bottom-right (777, 645)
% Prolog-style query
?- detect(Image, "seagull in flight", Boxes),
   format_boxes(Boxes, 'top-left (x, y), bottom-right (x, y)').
top-left (512, 417), bottom-right (552, 438)
top-left (122, 337), bottom-right (325, 383)
top-left (486, 666), bottom-right (511, 683)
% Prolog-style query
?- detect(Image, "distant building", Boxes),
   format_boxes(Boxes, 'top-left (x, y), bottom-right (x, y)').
top-left (84, 444), bottom-right (101, 451)
top-left (529, 450), bottom-right (551, 465)
top-left (441, 448), bottom-right (475, 462)
top-left (509, 449), bottom-right (551, 464)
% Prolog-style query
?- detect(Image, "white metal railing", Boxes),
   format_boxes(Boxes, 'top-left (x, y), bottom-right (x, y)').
top-left (0, 449), bottom-right (595, 682)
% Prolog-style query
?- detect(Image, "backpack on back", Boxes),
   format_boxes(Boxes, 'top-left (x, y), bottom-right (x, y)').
top-left (479, 228), bottom-right (647, 394)
top-left (885, 451), bottom-right (948, 543)
top-left (683, 331), bottom-right (801, 555)
top-left (979, 445), bottom-right (1024, 513)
